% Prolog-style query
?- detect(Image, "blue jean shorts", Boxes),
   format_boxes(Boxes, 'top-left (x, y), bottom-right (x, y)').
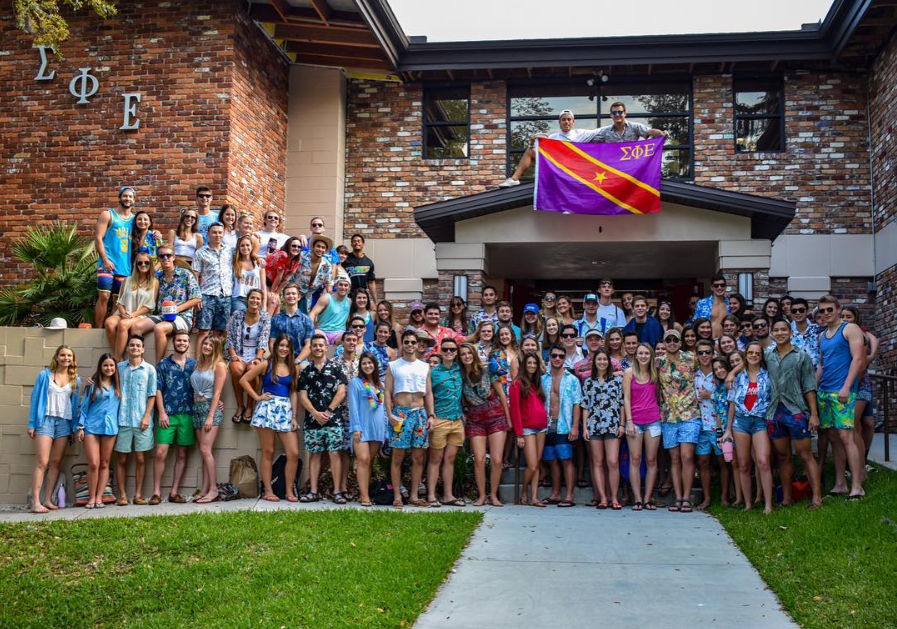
top-left (35, 415), bottom-right (71, 439)
top-left (633, 420), bottom-right (662, 438)
top-left (230, 296), bottom-right (247, 312)
top-left (767, 404), bottom-right (812, 441)
top-left (696, 429), bottom-right (722, 456)
top-left (662, 418), bottom-right (701, 449)
top-left (733, 415), bottom-right (767, 436)
top-left (542, 432), bottom-right (573, 461)
top-left (523, 426), bottom-right (548, 436)
top-left (196, 294), bottom-right (231, 331)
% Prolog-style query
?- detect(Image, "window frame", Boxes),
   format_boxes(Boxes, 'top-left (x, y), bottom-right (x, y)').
top-left (732, 76), bottom-right (786, 154)
top-left (422, 84), bottom-right (472, 160)
top-left (506, 77), bottom-right (695, 181)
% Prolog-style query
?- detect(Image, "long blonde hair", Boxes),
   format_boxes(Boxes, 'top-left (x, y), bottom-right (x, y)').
top-left (49, 345), bottom-right (78, 383)
top-left (631, 343), bottom-right (659, 385)
top-left (130, 251), bottom-right (158, 294)
top-left (232, 235), bottom-right (259, 278)
top-left (196, 337), bottom-right (226, 372)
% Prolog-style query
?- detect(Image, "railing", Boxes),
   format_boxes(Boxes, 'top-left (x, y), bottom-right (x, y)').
top-left (870, 372), bottom-right (896, 462)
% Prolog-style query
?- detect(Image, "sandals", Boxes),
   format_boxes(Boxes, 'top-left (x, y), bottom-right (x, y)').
top-left (679, 500), bottom-right (693, 513)
top-left (333, 492), bottom-right (348, 505)
top-left (392, 499), bottom-right (404, 510)
top-left (557, 500), bottom-right (575, 508)
top-left (360, 500), bottom-right (373, 507)
top-left (596, 501), bottom-right (609, 510)
top-left (586, 499), bottom-right (600, 508)
top-left (611, 501), bottom-right (622, 511)
top-left (299, 492), bottom-right (320, 503)
top-left (644, 501), bottom-right (657, 511)
top-left (148, 494), bottom-right (162, 506)
top-left (667, 500), bottom-right (681, 513)
top-left (168, 493), bottom-right (186, 504)
top-left (428, 500), bottom-right (442, 508)
top-left (231, 409), bottom-right (243, 425)
top-left (408, 498), bottom-right (429, 508)
top-left (195, 495), bottom-right (220, 504)
top-left (286, 495), bottom-right (299, 503)
top-left (440, 498), bottom-right (466, 507)
top-left (531, 500), bottom-right (548, 508)
top-left (631, 501), bottom-right (643, 511)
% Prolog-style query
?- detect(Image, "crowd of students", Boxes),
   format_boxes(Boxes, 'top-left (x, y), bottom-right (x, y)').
top-left (27, 190), bottom-right (879, 514)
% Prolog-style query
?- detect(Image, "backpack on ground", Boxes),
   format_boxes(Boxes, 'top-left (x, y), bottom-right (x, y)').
top-left (270, 454), bottom-right (303, 499)
top-left (370, 480), bottom-right (400, 506)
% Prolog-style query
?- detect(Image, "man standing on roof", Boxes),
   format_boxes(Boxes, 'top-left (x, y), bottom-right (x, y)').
top-left (499, 109), bottom-right (604, 188)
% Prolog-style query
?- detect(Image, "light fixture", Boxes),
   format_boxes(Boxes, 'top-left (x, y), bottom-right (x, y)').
top-left (453, 275), bottom-right (468, 300)
top-left (738, 272), bottom-right (754, 304)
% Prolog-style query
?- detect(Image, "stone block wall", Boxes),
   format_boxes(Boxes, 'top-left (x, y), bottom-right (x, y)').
top-left (0, 327), bottom-right (300, 506)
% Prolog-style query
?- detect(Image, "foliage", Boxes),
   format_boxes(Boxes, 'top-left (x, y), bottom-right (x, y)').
top-left (0, 222), bottom-right (97, 327)
top-left (14, 0), bottom-right (117, 54)
top-left (0, 509), bottom-right (481, 629)
top-left (711, 464), bottom-right (897, 629)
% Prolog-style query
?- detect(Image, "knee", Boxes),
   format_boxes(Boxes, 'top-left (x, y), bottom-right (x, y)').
top-left (737, 461), bottom-right (751, 474)
top-left (356, 454), bottom-right (370, 467)
top-left (261, 445), bottom-right (275, 459)
top-left (756, 457), bottom-right (771, 472)
top-left (607, 456), bottom-right (619, 469)
top-left (34, 458), bottom-right (49, 472)
top-left (87, 460), bottom-right (100, 472)
top-left (473, 452), bottom-right (486, 465)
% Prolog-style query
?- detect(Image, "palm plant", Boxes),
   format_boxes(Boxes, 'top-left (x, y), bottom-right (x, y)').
top-left (0, 222), bottom-right (97, 327)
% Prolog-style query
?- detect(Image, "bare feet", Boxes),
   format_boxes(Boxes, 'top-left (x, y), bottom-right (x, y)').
top-left (695, 501), bottom-right (711, 511)
top-left (472, 497), bottom-right (487, 507)
top-left (44, 502), bottom-right (59, 511)
top-left (30, 504), bottom-right (49, 514)
top-left (763, 505), bottom-right (773, 515)
top-left (489, 496), bottom-right (503, 507)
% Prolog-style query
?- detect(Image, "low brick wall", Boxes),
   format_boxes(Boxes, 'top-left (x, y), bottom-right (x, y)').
top-left (0, 327), bottom-right (305, 507)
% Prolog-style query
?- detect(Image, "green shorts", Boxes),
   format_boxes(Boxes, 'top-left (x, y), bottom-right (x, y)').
top-left (817, 390), bottom-right (856, 430)
top-left (155, 413), bottom-right (196, 447)
top-left (115, 425), bottom-right (155, 453)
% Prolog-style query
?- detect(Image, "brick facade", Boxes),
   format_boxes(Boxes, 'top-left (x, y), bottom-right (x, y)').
top-left (0, 0), bottom-right (288, 284)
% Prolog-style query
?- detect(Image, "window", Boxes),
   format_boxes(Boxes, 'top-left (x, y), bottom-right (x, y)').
top-left (734, 78), bottom-right (784, 152)
top-left (507, 81), bottom-right (692, 180)
top-left (423, 86), bottom-right (470, 159)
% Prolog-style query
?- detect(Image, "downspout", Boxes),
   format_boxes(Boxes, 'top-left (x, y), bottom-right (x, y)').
top-left (866, 79), bottom-right (877, 285)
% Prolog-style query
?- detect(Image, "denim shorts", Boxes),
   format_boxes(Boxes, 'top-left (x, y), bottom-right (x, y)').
top-left (230, 296), bottom-right (247, 312)
top-left (767, 404), bottom-right (812, 441)
top-left (35, 415), bottom-right (71, 439)
top-left (196, 294), bottom-right (231, 331)
top-left (633, 420), bottom-right (662, 438)
top-left (542, 432), bottom-right (573, 461)
top-left (733, 415), bottom-right (767, 436)
top-left (661, 418), bottom-right (701, 449)
top-left (696, 429), bottom-right (722, 456)
top-left (523, 426), bottom-right (548, 436)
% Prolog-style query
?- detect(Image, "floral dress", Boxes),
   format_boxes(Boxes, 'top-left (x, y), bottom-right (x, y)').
top-left (581, 374), bottom-right (624, 437)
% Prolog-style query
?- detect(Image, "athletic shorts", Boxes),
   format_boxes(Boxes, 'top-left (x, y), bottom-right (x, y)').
top-left (542, 432), bottom-right (573, 461)
top-left (633, 420), bottom-right (662, 438)
top-left (34, 415), bottom-right (71, 439)
top-left (429, 418), bottom-right (464, 449)
top-left (115, 425), bottom-right (155, 453)
top-left (318, 330), bottom-right (344, 345)
top-left (733, 415), bottom-right (767, 436)
top-left (97, 270), bottom-right (126, 294)
top-left (767, 404), bottom-right (812, 441)
top-left (304, 425), bottom-right (344, 453)
top-left (817, 390), bottom-right (856, 430)
top-left (148, 314), bottom-right (190, 333)
top-left (389, 406), bottom-right (428, 450)
top-left (696, 429), bottom-right (722, 456)
top-left (155, 412), bottom-right (196, 447)
top-left (196, 295), bottom-right (231, 331)
top-left (661, 418), bottom-right (701, 449)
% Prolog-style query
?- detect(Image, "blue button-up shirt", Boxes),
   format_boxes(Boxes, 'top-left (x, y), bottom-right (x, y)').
top-left (118, 359), bottom-right (157, 428)
top-left (540, 370), bottom-right (583, 435)
top-left (271, 309), bottom-right (315, 355)
top-left (694, 295), bottom-right (729, 321)
top-left (156, 355), bottom-right (196, 416)
top-left (727, 369), bottom-right (772, 420)
top-left (790, 321), bottom-right (821, 368)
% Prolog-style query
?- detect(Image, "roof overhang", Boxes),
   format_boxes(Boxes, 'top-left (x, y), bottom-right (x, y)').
top-left (413, 181), bottom-right (796, 244)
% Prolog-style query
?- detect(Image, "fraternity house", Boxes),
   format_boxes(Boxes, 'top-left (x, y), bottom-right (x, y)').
top-left (0, 0), bottom-right (895, 504)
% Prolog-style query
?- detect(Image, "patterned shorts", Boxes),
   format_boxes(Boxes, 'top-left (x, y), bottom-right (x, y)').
top-left (661, 418), bottom-right (701, 449)
top-left (305, 425), bottom-right (345, 453)
top-left (817, 390), bottom-right (855, 430)
top-left (389, 406), bottom-right (428, 450)
top-left (251, 396), bottom-right (293, 433)
top-left (192, 399), bottom-right (223, 429)
top-left (464, 396), bottom-right (509, 438)
top-left (196, 295), bottom-right (231, 331)
top-left (767, 404), bottom-right (812, 441)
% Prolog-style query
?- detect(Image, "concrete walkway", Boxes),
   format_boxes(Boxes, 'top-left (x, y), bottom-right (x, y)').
top-left (868, 432), bottom-right (897, 471)
top-left (414, 506), bottom-right (796, 629)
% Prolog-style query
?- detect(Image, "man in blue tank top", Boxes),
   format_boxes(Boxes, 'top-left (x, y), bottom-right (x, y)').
top-left (94, 186), bottom-right (136, 328)
top-left (816, 294), bottom-right (866, 499)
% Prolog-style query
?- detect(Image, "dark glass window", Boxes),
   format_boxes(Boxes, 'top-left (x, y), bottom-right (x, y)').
top-left (507, 81), bottom-right (692, 180)
top-left (423, 86), bottom-right (470, 159)
top-left (734, 78), bottom-right (784, 152)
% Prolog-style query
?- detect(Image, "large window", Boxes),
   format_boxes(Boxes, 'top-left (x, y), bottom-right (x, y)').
top-left (423, 86), bottom-right (470, 159)
top-left (507, 81), bottom-right (693, 180)
top-left (734, 77), bottom-right (784, 153)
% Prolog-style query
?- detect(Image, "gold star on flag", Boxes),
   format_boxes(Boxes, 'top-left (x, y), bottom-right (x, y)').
top-left (593, 171), bottom-right (607, 184)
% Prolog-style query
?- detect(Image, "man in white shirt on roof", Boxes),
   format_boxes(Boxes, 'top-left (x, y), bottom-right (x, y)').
top-left (499, 109), bottom-right (603, 188)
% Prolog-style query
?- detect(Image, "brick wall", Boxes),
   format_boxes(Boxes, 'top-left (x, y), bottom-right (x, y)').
top-left (344, 80), bottom-right (507, 240)
top-left (0, 0), bottom-right (288, 285)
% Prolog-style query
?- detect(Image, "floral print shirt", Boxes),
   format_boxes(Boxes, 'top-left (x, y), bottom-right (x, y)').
top-left (155, 267), bottom-right (201, 328)
top-left (226, 310), bottom-right (272, 363)
top-left (713, 382), bottom-right (730, 429)
top-left (540, 370), bottom-right (583, 435)
top-left (155, 355), bottom-right (196, 415)
top-left (790, 321), bottom-right (821, 368)
top-left (289, 250), bottom-right (332, 298)
top-left (462, 365), bottom-right (500, 408)
top-left (728, 369), bottom-right (773, 419)
top-left (694, 368), bottom-right (720, 431)
top-left (296, 359), bottom-right (348, 429)
top-left (694, 295), bottom-right (730, 321)
top-left (581, 375), bottom-right (623, 435)
top-left (655, 352), bottom-right (700, 424)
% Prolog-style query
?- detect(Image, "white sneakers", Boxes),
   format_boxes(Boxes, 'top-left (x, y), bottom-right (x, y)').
top-left (498, 178), bottom-right (520, 188)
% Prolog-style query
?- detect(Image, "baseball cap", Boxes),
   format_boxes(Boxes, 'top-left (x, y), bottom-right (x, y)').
top-left (119, 186), bottom-right (136, 198)
top-left (410, 301), bottom-right (424, 312)
top-left (523, 303), bottom-right (540, 314)
top-left (664, 329), bottom-right (682, 341)
top-left (584, 329), bottom-right (603, 339)
top-left (583, 293), bottom-right (598, 302)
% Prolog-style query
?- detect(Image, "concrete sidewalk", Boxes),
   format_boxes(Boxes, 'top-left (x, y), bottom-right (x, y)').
top-left (868, 432), bottom-right (897, 471)
top-left (414, 506), bottom-right (796, 629)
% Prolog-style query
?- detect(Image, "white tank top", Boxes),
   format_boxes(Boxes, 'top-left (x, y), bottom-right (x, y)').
top-left (389, 358), bottom-right (430, 394)
top-left (47, 378), bottom-right (73, 420)
top-left (174, 235), bottom-right (197, 258)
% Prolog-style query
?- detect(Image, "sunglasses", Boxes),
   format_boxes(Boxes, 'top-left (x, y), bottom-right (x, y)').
top-left (697, 350), bottom-right (713, 356)
top-left (402, 340), bottom-right (418, 346)
top-left (791, 307), bottom-right (807, 314)
top-left (442, 347), bottom-right (457, 353)
top-left (610, 110), bottom-right (625, 115)
top-left (665, 337), bottom-right (680, 343)
top-left (712, 282), bottom-right (726, 289)
top-left (561, 333), bottom-right (577, 338)
top-left (746, 351), bottom-right (762, 357)
top-left (818, 307), bottom-right (835, 314)
top-left (550, 354), bottom-right (565, 360)
top-left (543, 296), bottom-right (556, 301)
top-left (311, 222), bottom-right (324, 227)
top-left (183, 215), bottom-right (197, 221)
top-left (136, 261), bottom-right (151, 267)
top-left (244, 325), bottom-right (253, 340)
top-left (351, 324), bottom-right (365, 329)
top-left (753, 323), bottom-right (768, 329)
top-left (197, 194), bottom-right (212, 199)
top-left (158, 253), bottom-right (174, 259)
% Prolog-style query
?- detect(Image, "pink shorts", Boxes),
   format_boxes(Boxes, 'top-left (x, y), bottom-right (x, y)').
top-left (465, 396), bottom-right (508, 437)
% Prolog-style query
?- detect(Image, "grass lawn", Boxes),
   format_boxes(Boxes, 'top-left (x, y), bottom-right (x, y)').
top-left (710, 465), bottom-right (897, 629)
top-left (0, 509), bottom-right (481, 629)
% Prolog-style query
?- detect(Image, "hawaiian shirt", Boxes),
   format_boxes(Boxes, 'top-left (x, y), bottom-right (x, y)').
top-left (226, 310), bottom-right (272, 362)
top-left (764, 346), bottom-right (817, 419)
top-left (490, 347), bottom-right (511, 395)
top-left (192, 244), bottom-right (234, 297)
top-left (155, 267), bottom-right (201, 328)
top-left (265, 249), bottom-right (301, 287)
top-left (540, 370), bottom-right (583, 435)
top-left (331, 350), bottom-right (360, 382)
top-left (117, 359), bottom-right (157, 428)
top-left (728, 369), bottom-right (773, 419)
top-left (462, 365), bottom-right (500, 408)
top-left (581, 375), bottom-right (623, 435)
top-left (655, 352), bottom-right (700, 423)
top-left (137, 231), bottom-right (162, 266)
top-left (417, 325), bottom-right (465, 358)
top-left (296, 358), bottom-right (347, 429)
top-left (155, 355), bottom-right (196, 415)
top-left (271, 309), bottom-right (314, 356)
top-left (790, 321), bottom-right (821, 368)
top-left (468, 308), bottom-right (500, 335)
top-left (431, 362), bottom-right (463, 420)
top-left (694, 368), bottom-right (719, 431)
top-left (713, 383), bottom-right (730, 429)
top-left (694, 295), bottom-right (730, 322)
top-left (290, 250), bottom-right (332, 299)
top-left (361, 342), bottom-right (391, 380)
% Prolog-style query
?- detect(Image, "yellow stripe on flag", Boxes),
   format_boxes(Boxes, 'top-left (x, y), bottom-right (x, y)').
top-left (537, 147), bottom-right (644, 215)
top-left (561, 142), bottom-right (661, 198)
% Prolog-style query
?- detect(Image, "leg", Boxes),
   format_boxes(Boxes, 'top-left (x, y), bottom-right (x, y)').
top-left (548, 459), bottom-right (562, 502)
top-left (751, 431), bottom-right (774, 514)
top-left (427, 447), bottom-right (445, 503)
top-left (627, 433), bottom-right (645, 503)
top-left (197, 426), bottom-right (220, 499)
top-left (355, 441), bottom-right (373, 504)
top-left (229, 361), bottom-right (247, 417)
top-left (836, 427), bottom-right (865, 496)
top-left (104, 314), bottom-right (121, 354)
top-left (668, 446), bottom-right (684, 501)
top-left (390, 448), bottom-right (407, 503)
top-left (115, 452), bottom-right (130, 503)
top-left (734, 431), bottom-right (754, 511)
top-left (605, 438), bottom-right (621, 505)
top-left (522, 435), bottom-right (540, 504)
top-left (487, 430), bottom-right (506, 505)
top-left (794, 438), bottom-right (823, 506)
top-left (589, 439), bottom-right (608, 504)
top-left (257, 429), bottom-right (276, 497)
top-left (307, 452), bottom-right (322, 496)
top-left (511, 147), bottom-right (535, 181)
top-left (410, 448), bottom-right (427, 502)
top-left (97, 436), bottom-right (116, 504)
top-left (30, 436), bottom-right (53, 512)
top-left (339, 450), bottom-right (350, 495)
top-left (561, 458), bottom-right (576, 503)
top-left (469, 436), bottom-right (487, 505)
top-left (644, 434), bottom-right (661, 503)
top-left (43, 437), bottom-right (69, 508)
top-left (328, 450), bottom-right (343, 496)
top-left (696, 453), bottom-right (712, 509)
top-left (95, 290), bottom-right (110, 329)
top-left (170, 446), bottom-right (188, 498)
top-left (771, 437), bottom-right (794, 505)
top-left (153, 322), bottom-right (173, 363)
top-left (83, 435), bottom-right (101, 505)
top-left (441, 444), bottom-right (460, 503)
top-left (680, 442), bottom-right (697, 504)
top-left (152, 443), bottom-right (170, 498)
top-left (277, 432), bottom-right (300, 500)
top-left (133, 451), bottom-right (147, 500)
